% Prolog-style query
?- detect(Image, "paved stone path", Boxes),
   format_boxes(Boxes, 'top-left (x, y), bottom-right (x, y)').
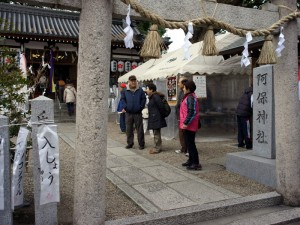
top-left (58, 123), bottom-right (240, 213)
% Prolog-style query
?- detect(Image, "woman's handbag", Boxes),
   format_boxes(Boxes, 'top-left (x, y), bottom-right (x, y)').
top-left (142, 108), bottom-right (149, 119)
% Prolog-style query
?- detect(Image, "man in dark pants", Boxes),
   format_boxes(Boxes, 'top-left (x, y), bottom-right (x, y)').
top-left (236, 85), bottom-right (253, 149)
top-left (121, 75), bottom-right (146, 150)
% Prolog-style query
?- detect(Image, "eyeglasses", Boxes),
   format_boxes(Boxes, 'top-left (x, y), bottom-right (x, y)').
top-left (129, 79), bottom-right (137, 82)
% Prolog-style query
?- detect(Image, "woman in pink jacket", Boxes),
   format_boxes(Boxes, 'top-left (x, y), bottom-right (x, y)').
top-left (180, 80), bottom-right (201, 170)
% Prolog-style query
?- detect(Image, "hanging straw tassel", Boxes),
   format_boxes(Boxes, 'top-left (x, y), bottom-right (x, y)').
top-left (140, 24), bottom-right (163, 59)
top-left (257, 35), bottom-right (277, 65)
top-left (202, 25), bottom-right (218, 56)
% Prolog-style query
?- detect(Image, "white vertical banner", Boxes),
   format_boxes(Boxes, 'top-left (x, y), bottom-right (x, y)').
top-left (0, 137), bottom-right (4, 210)
top-left (11, 127), bottom-right (30, 209)
top-left (37, 125), bottom-right (60, 205)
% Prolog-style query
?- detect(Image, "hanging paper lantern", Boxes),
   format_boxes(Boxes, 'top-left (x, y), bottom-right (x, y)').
top-left (131, 61), bottom-right (138, 70)
top-left (111, 60), bottom-right (117, 72)
top-left (117, 61), bottom-right (124, 72)
top-left (138, 62), bottom-right (143, 67)
top-left (125, 61), bottom-right (131, 72)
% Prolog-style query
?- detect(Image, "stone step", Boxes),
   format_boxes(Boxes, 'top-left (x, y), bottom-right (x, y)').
top-left (53, 102), bottom-right (76, 123)
top-left (54, 113), bottom-right (76, 123)
top-left (54, 117), bottom-right (76, 123)
top-left (54, 103), bottom-right (117, 123)
top-left (191, 206), bottom-right (300, 225)
top-left (105, 192), bottom-right (284, 225)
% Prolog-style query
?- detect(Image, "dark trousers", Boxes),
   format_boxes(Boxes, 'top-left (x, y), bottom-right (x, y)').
top-left (126, 113), bottom-right (145, 147)
top-left (66, 102), bottom-right (75, 116)
top-left (119, 113), bottom-right (126, 132)
top-left (237, 115), bottom-right (252, 149)
top-left (184, 130), bottom-right (199, 165)
top-left (153, 129), bottom-right (162, 151)
top-left (178, 124), bottom-right (187, 153)
top-left (59, 86), bottom-right (64, 103)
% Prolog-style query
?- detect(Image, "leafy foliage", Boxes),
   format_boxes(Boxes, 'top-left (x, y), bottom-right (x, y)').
top-left (0, 47), bottom-right (29, 144)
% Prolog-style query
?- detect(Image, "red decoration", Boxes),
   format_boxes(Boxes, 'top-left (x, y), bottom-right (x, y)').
top-left (117, 61), bottom-right (124, 72)
top-left (131, 61), bottom-right (138, 70)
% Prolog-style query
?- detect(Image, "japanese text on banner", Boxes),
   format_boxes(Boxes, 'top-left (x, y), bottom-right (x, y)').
top-left (11, 127), bottom-right (30, 209)
top-left (255, 72), bottom-right (269, 145)
top-left (37, 125), bottom-right (60, 205)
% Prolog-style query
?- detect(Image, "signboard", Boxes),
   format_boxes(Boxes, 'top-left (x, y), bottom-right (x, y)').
top-left (193, 75), bottom-right (207, 98)
top-left (253, 65), bottom-right (275, 159)
top-left (166, 77), bottom-right (177, 101)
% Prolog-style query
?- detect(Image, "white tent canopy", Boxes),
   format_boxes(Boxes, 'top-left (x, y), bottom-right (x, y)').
top-left (118, 32), bottom-right (250, 83)
top-left (178, 54), bottom-right (251, 76)
top-left (117, 50), bottom-right (177, 83)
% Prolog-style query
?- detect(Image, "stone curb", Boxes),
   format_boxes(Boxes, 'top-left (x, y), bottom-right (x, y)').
top-left (105, 192), bottom-right (282, 225)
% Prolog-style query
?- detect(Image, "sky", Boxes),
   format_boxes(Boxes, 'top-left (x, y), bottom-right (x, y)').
top-left (163, 28), bottom-right (185, 53)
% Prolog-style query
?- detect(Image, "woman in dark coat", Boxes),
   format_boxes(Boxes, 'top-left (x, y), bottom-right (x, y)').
top-left (146, 83), bottom-right (167, 154)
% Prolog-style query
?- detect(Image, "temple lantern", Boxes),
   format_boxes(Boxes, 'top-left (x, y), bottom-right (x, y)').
top-left (131, 61), bottom-right (138, 70)
top-left (125, 61), bottom-right (131, 72)
top-left (111, 60), bottom-right (117, 72)
top-left (117, 61), bottom-right (124, 72)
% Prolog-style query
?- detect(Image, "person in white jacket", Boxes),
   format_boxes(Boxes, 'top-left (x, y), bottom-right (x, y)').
top-left (63, 82), bottom-right (77, 116)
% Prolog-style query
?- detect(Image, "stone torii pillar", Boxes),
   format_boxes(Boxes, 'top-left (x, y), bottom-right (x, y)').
top-left (17, 0), bottom-right (300, 223)
top-left (273, 0), bottom-right (300, 206)
top-left (72, 0), bottom-right (112, 224)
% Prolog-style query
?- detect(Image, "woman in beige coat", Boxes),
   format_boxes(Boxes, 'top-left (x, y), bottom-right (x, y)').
top-left (63, 82), bottom-right (77, 116)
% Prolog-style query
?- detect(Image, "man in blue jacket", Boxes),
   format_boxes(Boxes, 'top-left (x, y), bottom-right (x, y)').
top-left (121, 75), bottom-right (146, 149)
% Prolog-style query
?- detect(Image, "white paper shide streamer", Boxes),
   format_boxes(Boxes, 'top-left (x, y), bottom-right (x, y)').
top-left (11, 127), bottom-right (30, 209)
top-left (241, 32), bottom-right (252, 67)
top-left (123, 4), bottom-right (134, 49)
top-left (0, 137), bottom-right (4, 210)
top-left (19, 53), bottom-right (27, 75)
top-left (275, 27), bottom-right (285, 57)
top-left (183, 22), bottom-right (194, 60)
top-left (37, 125), bottom-right (60, 205)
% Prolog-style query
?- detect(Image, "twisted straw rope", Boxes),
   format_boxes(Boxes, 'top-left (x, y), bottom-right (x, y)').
top-left (121, 0), bottom-right (299, 37)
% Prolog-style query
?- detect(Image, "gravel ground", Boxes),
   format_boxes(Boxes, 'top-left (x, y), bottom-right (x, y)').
top-left (13, 120), bottom-right (274, 224)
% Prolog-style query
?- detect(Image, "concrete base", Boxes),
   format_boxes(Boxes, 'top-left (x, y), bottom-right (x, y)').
top-left (226, 151), bottom-right (276, 188)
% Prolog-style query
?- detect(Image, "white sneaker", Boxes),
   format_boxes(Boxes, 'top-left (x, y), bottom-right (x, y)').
top-left (175, 150), bottom-right (182, 154)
